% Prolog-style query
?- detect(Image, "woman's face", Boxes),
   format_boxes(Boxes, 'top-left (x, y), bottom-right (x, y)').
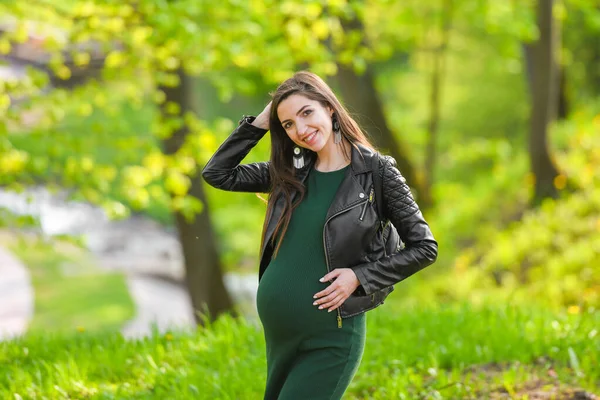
top-left (277, 94), bottom-right (333, 152)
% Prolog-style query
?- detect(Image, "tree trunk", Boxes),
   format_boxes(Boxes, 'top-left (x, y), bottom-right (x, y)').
top-left (332, 18), bottom-right (431, 208)
top-left (424, 0), bottom-right (453, 196)
top-left (524, 0), bottom-right (562, 205)
top-left (320, 5), bottom-right (430, 206)
top-left (160, 68), bottom-right (235, 324)
top-left (335, 65), bottom-right (431, 208)
top-left (557, 66), bottom-right (568, 120)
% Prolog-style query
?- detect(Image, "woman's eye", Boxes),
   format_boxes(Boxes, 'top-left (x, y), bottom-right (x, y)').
top-left (303, 109), bottom-right (312, 116)
top-left (283, 122), bottom-right (291, 129)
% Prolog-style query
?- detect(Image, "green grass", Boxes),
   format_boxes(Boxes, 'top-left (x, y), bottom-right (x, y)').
top-left (8, 235), bottom-right (135, 334)
top-left (0, 303), bottom-right (597, 399)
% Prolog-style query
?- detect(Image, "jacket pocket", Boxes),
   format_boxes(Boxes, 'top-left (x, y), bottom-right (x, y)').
top-left (358, 186), bottom-right (375, 221)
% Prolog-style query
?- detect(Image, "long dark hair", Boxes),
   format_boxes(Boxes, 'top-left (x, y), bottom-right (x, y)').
top-left (260, 71), bottom-right (376, 259)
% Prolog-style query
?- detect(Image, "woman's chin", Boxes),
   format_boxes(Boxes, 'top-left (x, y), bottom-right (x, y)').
top-left (302, 144), bottom-right (324, 154)
top-left (303, 138), bottom-right (327, 153)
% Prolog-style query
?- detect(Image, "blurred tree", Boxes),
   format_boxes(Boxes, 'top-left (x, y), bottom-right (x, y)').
top-left (424, 0), bottom-right (453, 203)
top-left (331, 13), bottom-right (429, 206)
top-left (523, 0), bottom-right (562, 204)
top-left (159, 69), bottom-right (234, 323)
top-left (557, 66), bottom-right (569, 119)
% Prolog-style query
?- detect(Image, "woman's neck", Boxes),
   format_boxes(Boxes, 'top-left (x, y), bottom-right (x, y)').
top-left (315, 139), bottom-right (351, 172)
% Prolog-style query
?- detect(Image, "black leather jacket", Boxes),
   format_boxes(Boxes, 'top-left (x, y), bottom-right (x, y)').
top-left (201, 121), bottom-right (438, 323)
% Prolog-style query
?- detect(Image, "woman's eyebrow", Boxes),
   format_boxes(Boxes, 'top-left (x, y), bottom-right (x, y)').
top-left (281, 105), bottom-right (310, 124)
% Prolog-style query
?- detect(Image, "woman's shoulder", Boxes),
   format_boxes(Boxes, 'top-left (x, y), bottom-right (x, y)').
top-left (372, 151), bottom-right (397, 171)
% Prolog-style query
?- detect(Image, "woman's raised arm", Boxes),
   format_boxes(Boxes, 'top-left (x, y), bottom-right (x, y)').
top-left (201, 103), bottom-right (272, 193)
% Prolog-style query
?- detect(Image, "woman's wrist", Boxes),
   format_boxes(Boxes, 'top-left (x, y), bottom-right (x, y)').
top-left (251, 115), bottom-right (269, 130)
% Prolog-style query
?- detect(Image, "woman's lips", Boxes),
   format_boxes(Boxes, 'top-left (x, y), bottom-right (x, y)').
top-left (304, 131), bottom-right (318, 145)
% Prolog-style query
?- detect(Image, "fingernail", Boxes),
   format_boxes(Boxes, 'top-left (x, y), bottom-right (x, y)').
top-left (319, 278), bottom-right (324, 282)
top-left (313, 302), bottom-right (317, 306)
top-left (313, 295), bottom-right (317, 299)
top-left (318, 306), bottom-right (323, 310)
top-left (328, 309), bottom-right (332, 313)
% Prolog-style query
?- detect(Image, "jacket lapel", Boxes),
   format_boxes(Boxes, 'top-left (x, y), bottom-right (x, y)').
top-left (324, 144), bottom-right (372, 220)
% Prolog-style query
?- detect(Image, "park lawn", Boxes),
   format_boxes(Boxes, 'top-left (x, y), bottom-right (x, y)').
top-left (6, 234), bottom-right (135, 335)
top-left (0, 302), bottom-right (597, 399)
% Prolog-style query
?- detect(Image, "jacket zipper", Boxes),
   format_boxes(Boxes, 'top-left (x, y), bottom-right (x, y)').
top-left (322, 200), bottom-right (367, 328)
top-left (359, 187), bottom-right (375, 221)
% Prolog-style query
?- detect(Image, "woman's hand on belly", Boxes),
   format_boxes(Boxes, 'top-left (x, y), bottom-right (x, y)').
top-left (312, 268), bottom-right (361, 312)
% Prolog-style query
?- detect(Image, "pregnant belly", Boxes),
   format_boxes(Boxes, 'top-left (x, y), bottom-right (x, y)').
top-left (256, 261), bottom-right (335, 336)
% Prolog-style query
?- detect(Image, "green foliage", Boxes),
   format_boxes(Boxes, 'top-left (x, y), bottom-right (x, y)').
top-left (0, 303), bottom-right (597, 398)
top-left (377, 6), bottom-right (537, 275)
top-left (4, 0), bottom-right (459, 234)
top-left (1, 0), bottom-right (599, 270)
top-left (563, 0), bottom-right (600, 98)
top-left (0, 207), bottom-right (39, 229)
top-left (471, 188), bottom-right (599, 306)
top-left (428, 106), bottom-right (600, 309)
top-left (0, 0), bottom-right (357, 224)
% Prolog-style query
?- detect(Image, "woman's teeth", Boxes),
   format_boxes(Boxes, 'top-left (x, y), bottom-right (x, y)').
top-left (304, 132), bottom-right (317, 143)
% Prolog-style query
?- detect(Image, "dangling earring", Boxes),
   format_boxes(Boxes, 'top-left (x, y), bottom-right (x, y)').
top-left (332, 113), bottom-right (341, 144)
top-left (293, 146), bottom-right (305, 169)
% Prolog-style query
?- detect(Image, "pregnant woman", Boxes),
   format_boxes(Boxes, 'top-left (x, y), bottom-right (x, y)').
top-left (202, 71), bottom-right (438, 399)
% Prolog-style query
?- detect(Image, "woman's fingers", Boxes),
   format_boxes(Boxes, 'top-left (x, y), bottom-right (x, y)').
top-left (318, 293), bottom-right (344, 310)
top-left (327, 297), bottom-right (345, 312)
top-left (314, 290), bottom-right (339, 307)
top-left (314, 283), bottom-right (337, 300)
top-left (314, 284), bottom-right (346, 305)
top-left (312, 268), bottom-right (360, 312)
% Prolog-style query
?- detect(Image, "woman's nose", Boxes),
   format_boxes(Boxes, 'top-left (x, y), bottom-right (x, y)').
top-left (296, 121), bottom-right (308, 136)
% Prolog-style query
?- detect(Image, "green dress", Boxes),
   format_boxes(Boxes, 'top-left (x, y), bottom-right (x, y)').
top-left (256, 164), bottom-right (367, 400)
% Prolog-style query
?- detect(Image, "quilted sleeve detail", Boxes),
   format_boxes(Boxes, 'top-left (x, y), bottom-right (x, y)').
top-left (380, 155), bottom-right (419, 220)
top-left (350, 154), bottom-right (438, 295)
top-left (201, 122), bottom-right (272, 193)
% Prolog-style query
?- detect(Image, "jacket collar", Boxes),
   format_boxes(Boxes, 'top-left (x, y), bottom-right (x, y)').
top-left (350, 142), bottom-right (376, 175)
top-left (294, 142), bottom-right (377, 220)
top-left (323, 143), bottom-right (376, 219)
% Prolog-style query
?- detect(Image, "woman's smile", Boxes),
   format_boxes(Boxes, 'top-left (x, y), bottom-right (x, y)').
top-left (303, 130), bottom-right (319, 145)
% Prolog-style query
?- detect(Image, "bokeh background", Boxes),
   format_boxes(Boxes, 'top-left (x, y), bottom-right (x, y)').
top-left (0, 0), bottom-right (598, 398)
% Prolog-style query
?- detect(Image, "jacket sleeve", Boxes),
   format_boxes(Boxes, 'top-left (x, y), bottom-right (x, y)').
top-left (350, 155), bottom-right (438, 295)
top-left (201, 121), bottom-right (272, 193)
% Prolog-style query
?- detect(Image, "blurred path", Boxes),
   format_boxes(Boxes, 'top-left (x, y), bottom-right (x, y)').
top-left (121, 275), bottom-right (195, 338)
top-left (0, 246), bottom-right (34, 340)
top-left (121, 273), bottom-right (260, 338)
top-left (0, 187), bottom-right (261, 338)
